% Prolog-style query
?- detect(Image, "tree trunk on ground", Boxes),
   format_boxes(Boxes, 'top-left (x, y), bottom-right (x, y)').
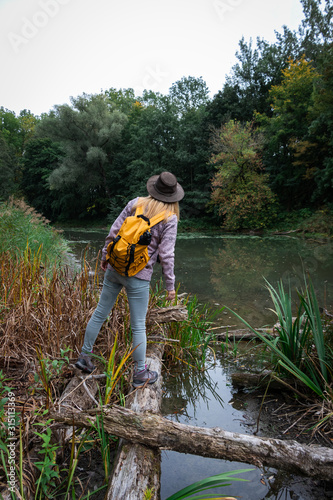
top-left (55, 370), bottom-right (100, 441)
top-left (216, 328), bottom-right (277, 341)
top-left (106, 341), bottom-right (165, 500)
top-left (231, 370), bottom-right (306, 394)
top-left (147, 305), bottom-right (188, 325)
top-left (52, 405), bottom-right (333, 482)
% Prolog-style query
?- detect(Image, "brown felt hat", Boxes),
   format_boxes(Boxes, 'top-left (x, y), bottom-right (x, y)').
top-left (147, 172), bottom-right (184, 203)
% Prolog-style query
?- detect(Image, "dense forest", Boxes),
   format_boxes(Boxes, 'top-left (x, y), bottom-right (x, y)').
top-left (1, 0), bottom-right (332, 230)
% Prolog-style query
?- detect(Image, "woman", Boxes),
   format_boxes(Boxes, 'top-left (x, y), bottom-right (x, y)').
top-left (75, 171), bottom-right (184, 387)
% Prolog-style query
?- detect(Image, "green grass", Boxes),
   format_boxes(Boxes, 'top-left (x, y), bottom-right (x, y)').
top-left (0, 199), bottom-right (70, 267)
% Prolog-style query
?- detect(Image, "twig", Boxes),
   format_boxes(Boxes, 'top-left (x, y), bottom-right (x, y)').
top-left (282, 408), bottom-right (312, 435)
top-left (82, 380), bottom-right (99, 406)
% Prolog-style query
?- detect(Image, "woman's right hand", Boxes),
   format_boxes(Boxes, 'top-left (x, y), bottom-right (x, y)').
top-left (100, 260), bottom-right (108, 271)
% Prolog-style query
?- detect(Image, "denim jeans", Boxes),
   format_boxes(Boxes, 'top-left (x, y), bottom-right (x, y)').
top-left (81, 268), bottom-right (150, 372)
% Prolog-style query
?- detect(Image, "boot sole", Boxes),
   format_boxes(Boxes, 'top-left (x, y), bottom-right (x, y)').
top-left (75, 361), bottom-right (95, 373)
top-left (132, 377), bottom-right (158, 388)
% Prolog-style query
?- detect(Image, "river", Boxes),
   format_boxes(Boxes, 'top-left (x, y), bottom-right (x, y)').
top-left (63, 229), bottom-right (333, 499)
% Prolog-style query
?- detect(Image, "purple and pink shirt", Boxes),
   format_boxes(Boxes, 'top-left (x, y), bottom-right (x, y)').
top-left (101, 198), bottom-right (178, 291)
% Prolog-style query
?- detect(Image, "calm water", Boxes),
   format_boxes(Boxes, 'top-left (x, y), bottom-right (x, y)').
top-left (63, 229), bottom-right (333, 499)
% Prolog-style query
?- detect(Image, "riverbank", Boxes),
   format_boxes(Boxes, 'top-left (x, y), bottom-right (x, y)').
top-left (54, 207), bottom-right (333, 240)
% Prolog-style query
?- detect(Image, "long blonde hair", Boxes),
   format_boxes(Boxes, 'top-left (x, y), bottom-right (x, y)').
top-left (133, 196), bottom-right (180, 222)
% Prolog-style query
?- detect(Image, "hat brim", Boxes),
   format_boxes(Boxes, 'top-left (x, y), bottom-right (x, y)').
top-left (147, 175), bottom-right (184, 202)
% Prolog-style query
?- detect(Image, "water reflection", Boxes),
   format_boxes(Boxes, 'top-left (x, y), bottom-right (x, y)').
top-left (160, 356), bottom-right (329, 500)
top-left (162, 362), bottom-right (225, 423)
top-left (175, 234), bottom-right (333, 328)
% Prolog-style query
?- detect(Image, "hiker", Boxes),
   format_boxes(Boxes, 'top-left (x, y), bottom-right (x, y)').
top-left (75, 171), bottom-right (184, 387)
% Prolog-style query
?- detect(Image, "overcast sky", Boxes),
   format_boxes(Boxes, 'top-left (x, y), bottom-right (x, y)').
top-left (1, 0), bottom-right (305, 116)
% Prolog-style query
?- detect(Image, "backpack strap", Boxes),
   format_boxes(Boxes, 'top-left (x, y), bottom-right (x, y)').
top-left (135, 206), bottom-right (166, 227)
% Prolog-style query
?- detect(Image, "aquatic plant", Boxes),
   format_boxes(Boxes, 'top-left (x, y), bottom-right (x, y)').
top-left (228, 275), bottom-right (332, 400)
top-left (165, 468), bottom-right (253, 500)
top-left (149, 280), bottom-right (224, 368)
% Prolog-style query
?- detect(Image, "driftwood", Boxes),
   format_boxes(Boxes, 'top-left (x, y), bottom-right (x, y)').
top-left (106, 341), bottom-right (165, 500)
top-left (147, 305), bottom-right (188, 325)
top-left (231, 370), bottom-right (305, 393)
top-left (53, 404), bottom-right (333, 482)
top-left (216, 328), bottom-right (277, 341)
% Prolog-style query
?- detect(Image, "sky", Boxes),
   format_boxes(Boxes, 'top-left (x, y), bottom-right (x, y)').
top-left (0, 0), bottom-right (305, 116)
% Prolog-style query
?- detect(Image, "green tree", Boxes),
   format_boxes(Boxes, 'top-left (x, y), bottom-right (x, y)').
top-left (210, 120), bottom-right (276, 230)
top-left (169, 76), bottom-right (210, 114)
top-left (0, 132), bottom-right (17, 199)
top-left (206, 29), bottom-right (301, 126)
top-left (258, 56), bottom-right (320, 209)
top-left (36, 94), bottom-right (127, 219)
top-left (303, 43), bottom-right (333, 203)
top-left (299, 0), bottom-right (333, 59)
top-left (0, 107), bottom-right (38, 197)
top-left (20, 138), bottom-right (65, 219)
top-left (116, 92), bottom-right (179, 199)
top-left (104, 87), bottom-right (138, 114)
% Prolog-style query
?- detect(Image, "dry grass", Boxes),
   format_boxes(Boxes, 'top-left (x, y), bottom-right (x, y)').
top-left (0, 247), bottom-right (139, 497)
top-left (0, 250), bottom-right (135, 365)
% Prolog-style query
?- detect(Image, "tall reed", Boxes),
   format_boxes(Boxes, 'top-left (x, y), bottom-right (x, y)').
top-left (229, 275), bottom-right (332, 400)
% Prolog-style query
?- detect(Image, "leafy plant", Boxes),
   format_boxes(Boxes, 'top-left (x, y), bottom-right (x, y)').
top-left (33, 419), bottom-right (61, 498)
top-left (102, 333), bottom-right (133, 406)
top-left (228, 275), bottom-right (332, 399)
top-left (165, 468), bottom-right (253, 500)
top-left (152, 283), bottom-right (224, 368)
top-left (62, 426), bottom-right (92, 498)
top-left (264, 277), bottom-right (310, 366)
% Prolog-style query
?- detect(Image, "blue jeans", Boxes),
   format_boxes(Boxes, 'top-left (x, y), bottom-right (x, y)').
top-left (81, 268), bottom-right (150, 372)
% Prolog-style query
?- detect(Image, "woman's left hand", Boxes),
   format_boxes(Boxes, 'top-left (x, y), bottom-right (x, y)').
top-left (166, 290), bottom-right (176, 301)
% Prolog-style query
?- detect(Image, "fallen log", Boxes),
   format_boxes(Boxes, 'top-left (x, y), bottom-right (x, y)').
top-left (147, 305), bottom-right (188, 325)
top-left (216, 328), bottom-right (277, 341)
top-left (231, 370), bottom-right (306, 395)
top-left (52, 404), bottom-right (333, 482)
top-left (106, 341), bottom-right (165, 500)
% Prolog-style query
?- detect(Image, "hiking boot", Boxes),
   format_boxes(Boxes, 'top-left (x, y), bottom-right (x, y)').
top-left (75, 353), bottom-right (96, 373)
top-left (132, 365), bottom-right (158, 388)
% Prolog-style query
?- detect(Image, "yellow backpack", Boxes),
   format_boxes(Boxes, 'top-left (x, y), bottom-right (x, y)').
top-left (106, 206), bottom-right (166, 277)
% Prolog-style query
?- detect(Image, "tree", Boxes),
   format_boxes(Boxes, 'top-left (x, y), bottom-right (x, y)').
top-left (299, 0), bottom-right (333, 59)
top-left (258, 56), bottom-right (320, 209)
top-left (304, 43), bottom-right (333, 203)
top-left (0, 132), bottom-right (17, 200)
top-left (104, 87), bottom-right (138, 114)
top-left (207, 29), bottom-right (301, 127)
top-left (169, 76), bottom-right (210, 114)
top-left (36, 94), bottom-right (127, 219)
top-left (20, 138), bottom-right (65, 220)
top-left (210, 120), bottom-right (276, 230)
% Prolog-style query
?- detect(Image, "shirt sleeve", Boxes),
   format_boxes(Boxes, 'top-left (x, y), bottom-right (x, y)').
top-left (101, 198), bottom-right (137, 261)
top-left (157, 215), bottom-right (178, 291)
